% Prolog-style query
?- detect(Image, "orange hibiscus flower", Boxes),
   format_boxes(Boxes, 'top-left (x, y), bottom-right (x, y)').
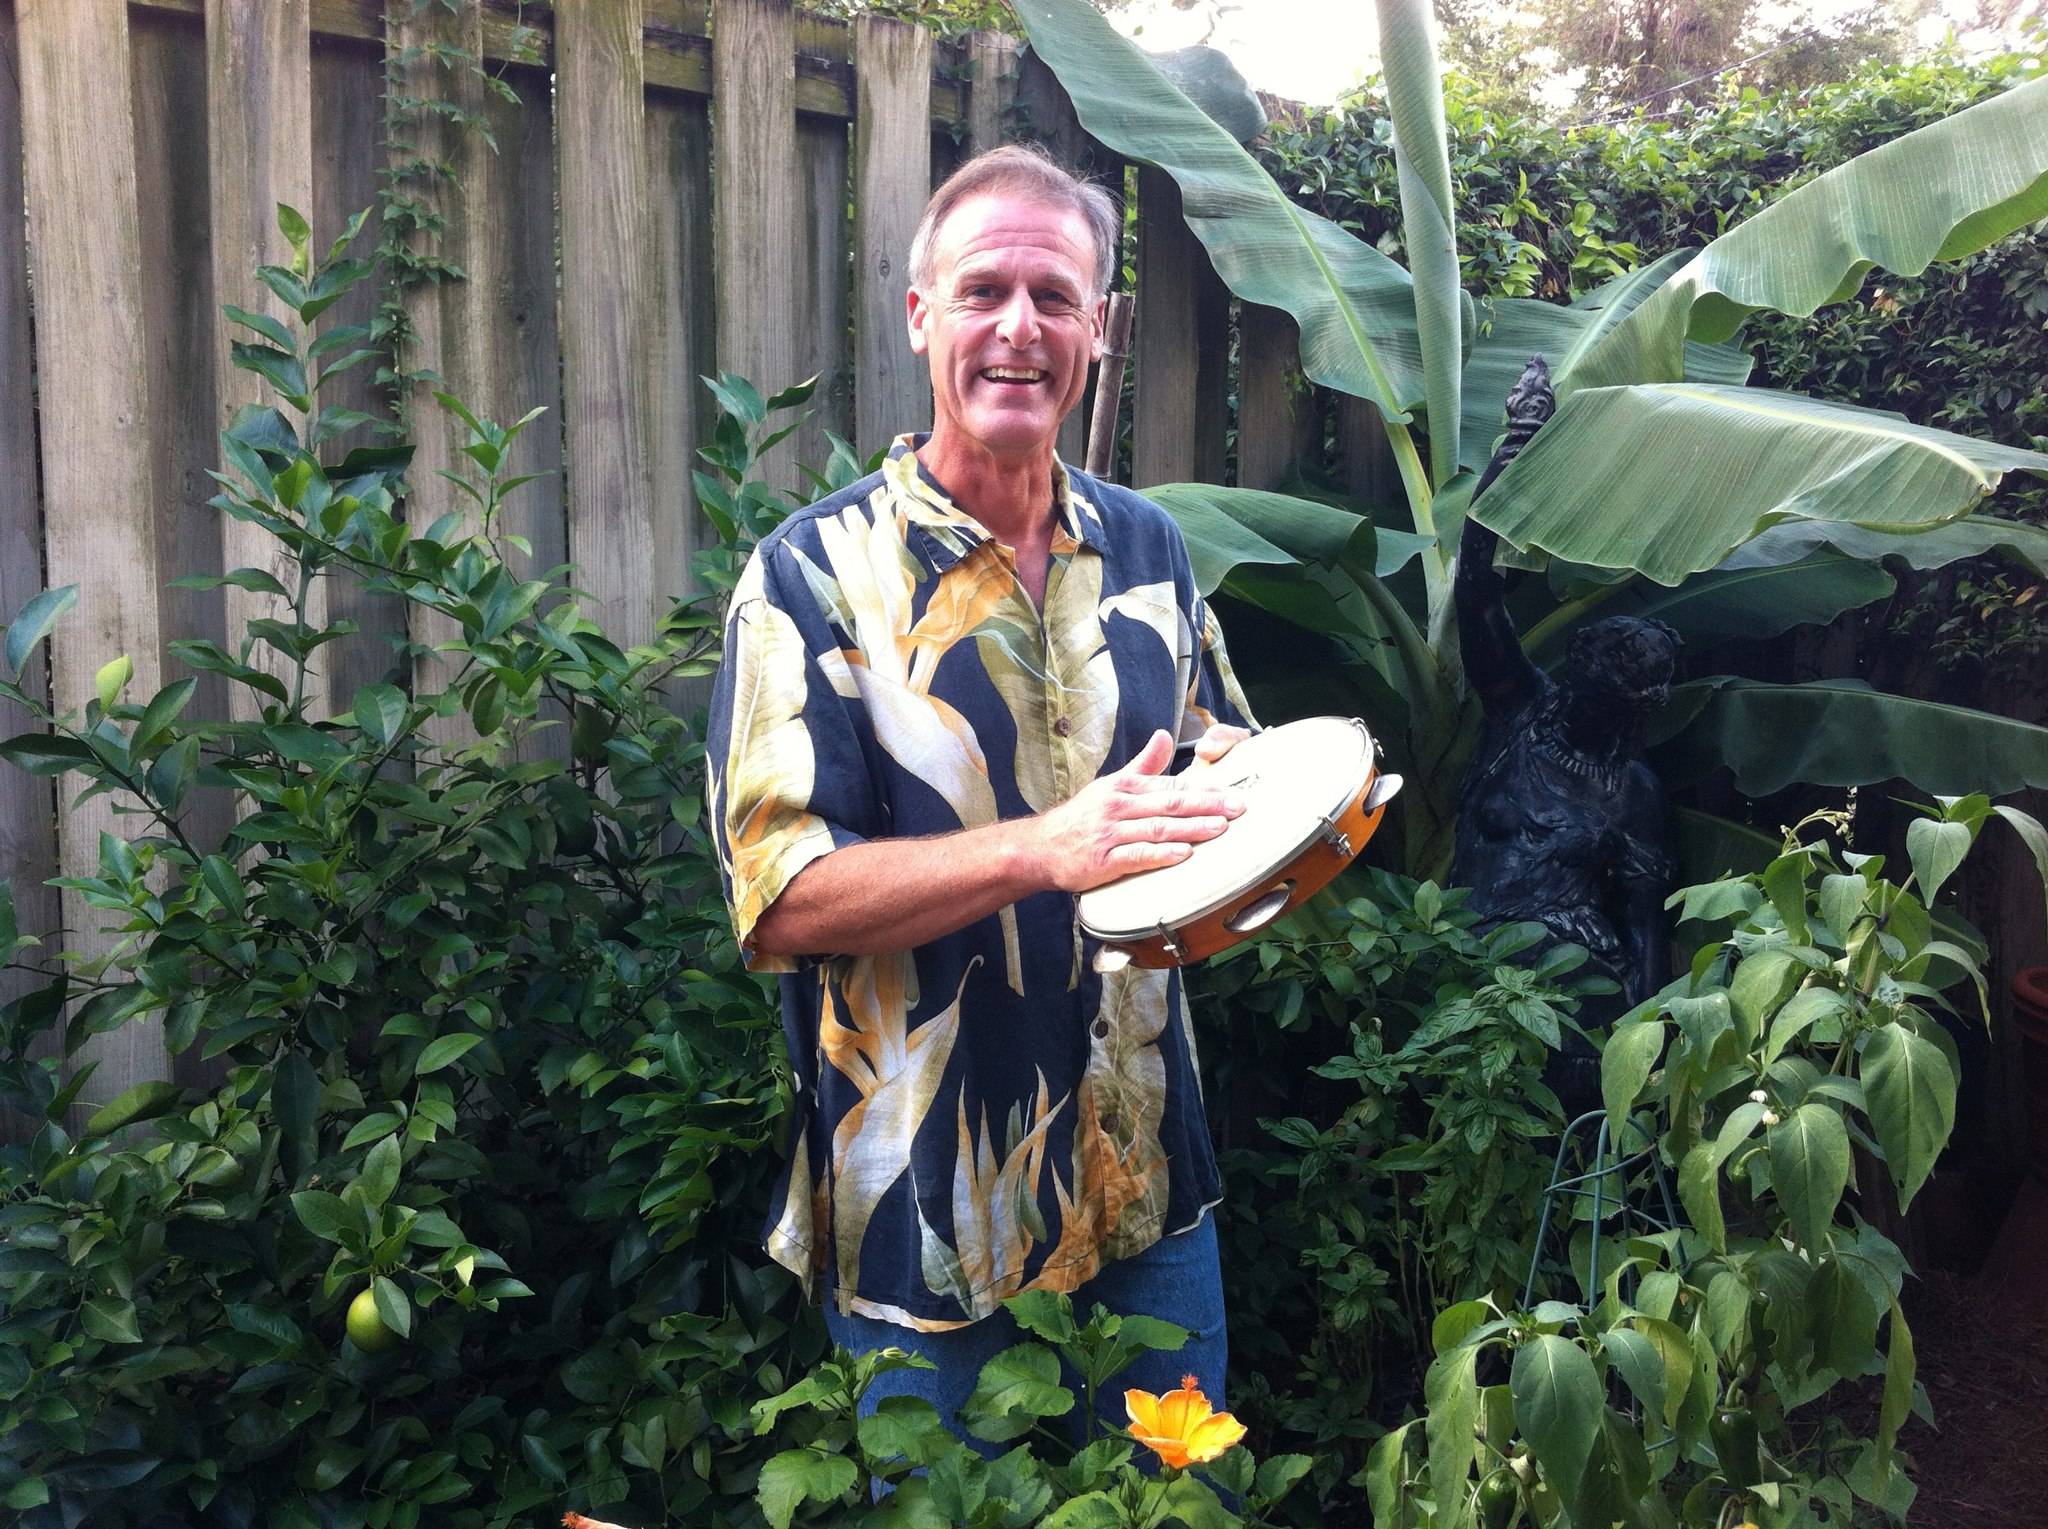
top-left (561, 1515), bottom-right (632, 1529)
top-left (1124, 1374), bottom-right (1247, 1470)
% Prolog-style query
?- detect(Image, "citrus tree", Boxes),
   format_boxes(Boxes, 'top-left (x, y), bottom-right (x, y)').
top-left (1014, 0), bottom-right (2048, 876)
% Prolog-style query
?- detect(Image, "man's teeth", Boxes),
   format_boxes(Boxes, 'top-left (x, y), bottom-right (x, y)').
top-left (983, 367), bottom-right (1045, 381)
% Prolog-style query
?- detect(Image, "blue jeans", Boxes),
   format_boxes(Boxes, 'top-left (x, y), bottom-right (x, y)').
top-left (824, 1212), bottom-right (1228, 1456)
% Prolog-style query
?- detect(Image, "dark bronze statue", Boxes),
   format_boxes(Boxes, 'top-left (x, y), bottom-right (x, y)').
top-left (1451, 356), bottom-right (1678, 1023)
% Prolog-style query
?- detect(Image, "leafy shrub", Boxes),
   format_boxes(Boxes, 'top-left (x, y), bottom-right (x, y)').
top-left (0, 211), bottom-right (820, 1528)
top-left (1367, 797), bottom-right (2048, 1529)
top-left (1192, 875), bottom-right (1610, 1500)
top-left (732, 1292), bottom-right (1310, 1528)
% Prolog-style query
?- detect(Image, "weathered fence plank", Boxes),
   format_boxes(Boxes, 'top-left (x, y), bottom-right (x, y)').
top-left (204, 0), bottom-right (319, 715)
top-left (714, 0), bottom-right (800, 479)
top-left (1236, 303), bottom-right (1320, 491)
top-left (966, 30), bottom-right (1017, 158)
top-left (0, 0), bottom-right (59, 1044)
top-left (854, 15), bottom-right (932, 458)
top-left (17, 0), bottom-right (170, 1101)
top-left (645, 86), bottom-right (716, 609)
top-left (794, 113), bottom-right (854, 478)
top-left (386, 0), bottom-right (498, 725)
top-left (310, 33), bottom-right (402, 705)
top-left (1132, 169), bottom-right (1227, 488)
top-left (1335, 394), bottom-right (1401, 508)
top-left (559, 0), bottom-right (656, 648)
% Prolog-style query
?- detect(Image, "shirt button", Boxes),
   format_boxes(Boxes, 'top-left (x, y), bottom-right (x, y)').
top-left (1091, 1019), bottom-right (1110, 1039)
top-left (1101, 1113), bottom-right (1120, 1135)
top-left (1053, 716), bottom-right (1072, 738)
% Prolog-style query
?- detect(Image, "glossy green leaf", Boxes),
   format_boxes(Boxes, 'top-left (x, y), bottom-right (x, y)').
top-left (1715, 513), bottom-right (2048, 577)
top-left (1769, 1102), bottom-right (1851, 1250)
top-left (1565, 75), bottom-right (2048, 392)
top-left (1013, 0), bottom-right (1424, 420)
top-left (1424, 1342), bottom-right (1480, 1529)
top-left (1906, 814), bottom-right (1974, 903)
top-left (4, 585), bottom-right (77, 676)
top-left (959, 1344), bottom-right (1074, 1443)
top-left (1476, 384), bottom-right (2048, 585)
top-left (1510, 1334), bottom-right (1603, 1502)
top-left (1600, 1018), bottom-right (1664, 1140)
top-left (1993, 805), bottom-right (2048, 944)
top-left (81, 1079), bottom-right (183, 1140)
top-left (1539, 554), bottom-right (1893, 658)
top-left (415, 1032), bottom-right (484, 1076)
top-left (1653, 678), bottom-right (2048, 796)
top-left (1860, 1022), bottom-right (1955, 1210)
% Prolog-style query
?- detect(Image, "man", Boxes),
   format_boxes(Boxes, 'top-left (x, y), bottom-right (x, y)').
top-left (706, 144), bottom-right (1255, 1440)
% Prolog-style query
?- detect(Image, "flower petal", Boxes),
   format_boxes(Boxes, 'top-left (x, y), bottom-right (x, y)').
top-left (1125, 1388), bottom-right (1164, 1437)
top-left (1182, 1410), bottom-right (1248, 1463)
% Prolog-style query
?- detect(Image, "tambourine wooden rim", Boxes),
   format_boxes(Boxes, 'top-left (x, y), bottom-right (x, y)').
top-left (1076, 716), bottom-right (1401, 970)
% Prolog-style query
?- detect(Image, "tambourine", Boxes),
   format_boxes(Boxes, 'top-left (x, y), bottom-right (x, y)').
top-left (1077, 716), bottom-right (1401, 971)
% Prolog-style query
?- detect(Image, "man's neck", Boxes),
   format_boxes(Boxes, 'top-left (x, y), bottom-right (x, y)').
top-left (915, 430), bottom-right (1058, 548)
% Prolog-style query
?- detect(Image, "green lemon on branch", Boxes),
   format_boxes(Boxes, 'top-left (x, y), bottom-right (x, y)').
top-left (346, 1286), bottom-right (400, 1353)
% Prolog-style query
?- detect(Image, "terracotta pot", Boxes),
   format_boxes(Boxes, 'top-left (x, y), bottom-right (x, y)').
top-left (2014, 966), bottom-right (2048, 1182)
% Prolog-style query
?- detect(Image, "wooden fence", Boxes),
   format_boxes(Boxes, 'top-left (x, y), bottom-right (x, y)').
top-left (2, 0), bottom-right (1392, 1116)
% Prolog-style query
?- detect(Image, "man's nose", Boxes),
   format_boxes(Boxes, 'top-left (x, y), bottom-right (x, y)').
top-left (995, 289), bottom-right (1040, 348)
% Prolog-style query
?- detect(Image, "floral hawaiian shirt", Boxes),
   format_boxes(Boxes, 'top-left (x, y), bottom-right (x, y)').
top-left (706, 437), bottom-right (1257, 1330)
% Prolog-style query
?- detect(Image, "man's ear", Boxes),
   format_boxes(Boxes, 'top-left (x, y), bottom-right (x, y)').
top-left (906, 285), bottom-right (931, 358)
top-left (1090, 294), bottom-right (1107, 360)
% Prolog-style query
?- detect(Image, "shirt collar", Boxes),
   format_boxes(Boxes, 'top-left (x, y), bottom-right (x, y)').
top-left (882, 435), bottom-right (1110, 574)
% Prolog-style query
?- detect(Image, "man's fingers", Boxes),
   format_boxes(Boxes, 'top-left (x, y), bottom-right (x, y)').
top-left (1113, 780), bottom-right (1246, 818)
top-left (1122, 728), bottom-right (1175, 779)
top-left (1193, 724), bottom-right (1251, 763)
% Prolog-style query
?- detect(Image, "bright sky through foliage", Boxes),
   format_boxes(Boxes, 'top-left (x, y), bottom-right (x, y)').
top-left (1107, 0), bottom-right (2029, 108)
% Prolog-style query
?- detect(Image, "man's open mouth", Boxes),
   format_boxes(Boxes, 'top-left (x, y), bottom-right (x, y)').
top-left (981, 367), bottom-right (1047, 385)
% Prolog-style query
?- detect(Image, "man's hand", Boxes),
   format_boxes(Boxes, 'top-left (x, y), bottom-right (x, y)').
top-left (1025, 729), bottom-right (1246, 893)
top-left (1188, 722), bottom-right (1251, 766)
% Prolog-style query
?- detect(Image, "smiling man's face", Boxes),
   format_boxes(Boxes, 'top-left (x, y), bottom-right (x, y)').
top-left (907, 192), bottom-right (1105, 466)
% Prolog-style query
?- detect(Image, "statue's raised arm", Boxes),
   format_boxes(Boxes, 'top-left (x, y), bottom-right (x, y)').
top-left (1455, 355), bottom-right (1555, 716)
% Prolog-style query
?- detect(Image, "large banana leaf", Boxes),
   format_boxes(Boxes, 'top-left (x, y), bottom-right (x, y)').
top-left (1651, 677), bottom-right (2048, 796)
top-left (1147, 481), bottom-right (1442, 723)
top-left (1013, 0), bottom-right (1426, 421)
top-left (1565, 75), bottom-right (2048, 393)
top-left (1474, 384), bottom-right (2048, 585)
top-left (1716, 514), bottom-right (2048, 576)
top-left (1531, 553), bottom-right (1895, 656)
top-left (1460, 296), bottom-right (1751, 471)
top-left (1377, 0), bottom-right (1460, 484)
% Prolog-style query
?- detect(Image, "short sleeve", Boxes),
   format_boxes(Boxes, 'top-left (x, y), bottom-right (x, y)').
top-left (706, 541), bottom-right (881, 972)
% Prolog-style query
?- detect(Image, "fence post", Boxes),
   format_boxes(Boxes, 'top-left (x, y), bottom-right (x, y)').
top-left (645, 82), bottom-right (716, 617)
top-left (714, 0), bottom-right (800, 479)
top-left (1132, 169), bottom-right (1228, 488)
top-left (1236, 304), bottom-right (1320, 491)
top-left (559, 0), bottom-right (657, 649)
top-left (16, 0), bottom-right (170, 1104)
top-left (0, 1), bottom-right (59, 1076)
top-left (854, 14), bottom-right (932, 459)
top-left (386, 0), bottom-right (497, 733)
top-left (965, 30), bottom-right (1018, 158)
top-left (205, 0), bottom-right (320, 715)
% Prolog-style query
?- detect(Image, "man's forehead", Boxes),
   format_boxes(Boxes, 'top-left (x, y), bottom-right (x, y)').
top-left (932, 194), bottom-right (1094, 274)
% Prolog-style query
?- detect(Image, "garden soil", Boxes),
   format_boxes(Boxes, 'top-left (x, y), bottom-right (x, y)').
top-left (1896, 1258), bottom-right (2048, 1526)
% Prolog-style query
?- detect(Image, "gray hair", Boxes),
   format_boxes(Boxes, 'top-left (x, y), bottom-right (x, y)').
top-left (907, 143), bottom-right (1120, 302)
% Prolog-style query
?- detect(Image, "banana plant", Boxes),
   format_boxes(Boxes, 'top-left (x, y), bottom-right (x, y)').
top-left (1013, 0), bottom-right (2048, 876)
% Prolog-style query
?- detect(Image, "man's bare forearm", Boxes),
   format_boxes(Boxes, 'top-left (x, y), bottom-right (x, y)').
top-left (751, 818), bottom-right (1048, 958)
top-left (747, 729), bottom-right (1247, 961)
